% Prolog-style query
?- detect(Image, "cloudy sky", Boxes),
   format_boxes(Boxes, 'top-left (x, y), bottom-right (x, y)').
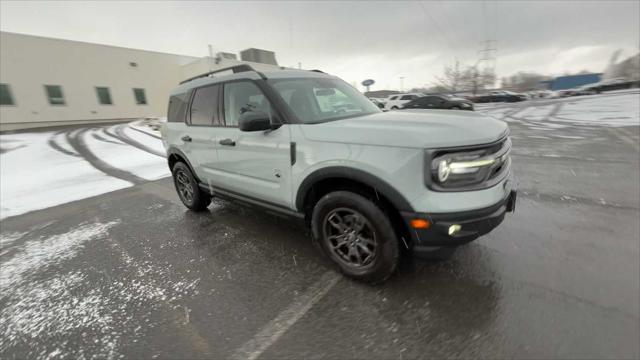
top-left (1, 0), bottom-right (638, 90)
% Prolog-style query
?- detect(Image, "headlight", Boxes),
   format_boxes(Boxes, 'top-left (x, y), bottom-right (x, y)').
top-left (437, 160), bottom-right (451, 182)
top-left (427, 137), bottom-right (512, 191)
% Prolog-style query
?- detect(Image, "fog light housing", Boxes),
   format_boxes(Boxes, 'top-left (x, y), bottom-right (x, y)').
top-left (448, 224), bottom-right (462, 236)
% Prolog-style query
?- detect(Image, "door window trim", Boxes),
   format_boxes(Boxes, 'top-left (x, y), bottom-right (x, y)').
top-left (186, 83), bottom-right (221, 127)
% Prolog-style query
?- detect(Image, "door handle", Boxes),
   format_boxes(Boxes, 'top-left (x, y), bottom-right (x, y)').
top-left (181, 135), bottom-right (192, 142)
top-left (219, 138), bottom-right (236, 146)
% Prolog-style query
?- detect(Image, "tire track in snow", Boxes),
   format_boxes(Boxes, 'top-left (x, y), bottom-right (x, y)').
top-left (113, 124), bottom-right (165, 158)
top-left (128, 124), bottom-right (162, 140)
top-left (65, 128), bottom-right (145, 185)
top-left (47, 132), bottom-right (80, 157)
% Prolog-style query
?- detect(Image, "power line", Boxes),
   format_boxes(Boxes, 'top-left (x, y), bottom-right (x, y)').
top-left (417, 2), bottom-right (457, 56)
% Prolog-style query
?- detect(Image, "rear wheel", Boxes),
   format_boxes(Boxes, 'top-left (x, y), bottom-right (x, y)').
top-left (311, 191), bottom-right (399, 283)
top-left (451, 106), bottom-right (461, 110)
top-left (391, 106), bottom-right (399, 110)
top-left (172, 162), bottom-right (210, 211)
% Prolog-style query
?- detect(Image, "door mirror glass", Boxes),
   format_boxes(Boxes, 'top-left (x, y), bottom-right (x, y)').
top-left (239, 111), bottom-right (271, 132)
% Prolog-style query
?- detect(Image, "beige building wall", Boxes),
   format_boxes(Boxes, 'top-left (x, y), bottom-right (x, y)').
top-left (0, 32), bottom-right (280, 131)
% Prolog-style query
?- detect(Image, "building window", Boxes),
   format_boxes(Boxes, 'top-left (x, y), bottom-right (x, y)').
top-left (95, 87), bottom-right (112, 105)
top-left (44, 85), bottom-right (66, 105)
top-left (0, 83), bottom-right (15, 106)
top-left (133, 88), bottom-right (147, 105)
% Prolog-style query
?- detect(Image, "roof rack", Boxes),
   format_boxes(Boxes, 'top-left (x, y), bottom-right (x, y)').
top-left (179, 64), bottom-right (260, 85)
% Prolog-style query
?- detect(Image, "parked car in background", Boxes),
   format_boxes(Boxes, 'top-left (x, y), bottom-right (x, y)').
top-left (472, 90), bottom-right (527, 103)
top-left (401, 94), bottom-right (474, 111)
top-left (368, 98), bottom-right (386, 109)
top-left (384, 93), bottom-right (424, 110)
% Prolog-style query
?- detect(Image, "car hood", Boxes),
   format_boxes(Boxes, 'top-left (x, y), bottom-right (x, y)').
top-left (299, 110), bottom-right (508, 149)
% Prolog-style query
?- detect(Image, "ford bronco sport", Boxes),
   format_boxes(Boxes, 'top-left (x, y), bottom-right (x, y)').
top-left (161, 65), bottom-right (516, 283)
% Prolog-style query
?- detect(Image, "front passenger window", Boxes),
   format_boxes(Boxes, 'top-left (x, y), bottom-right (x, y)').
top-left (223, 81), bottom-right (272, 127)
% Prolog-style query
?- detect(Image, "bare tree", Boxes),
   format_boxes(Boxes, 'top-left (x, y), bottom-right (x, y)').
top-left (434, 61), bottom-right (464, 93)
top-left (460, 66), bottom-right (496, 95)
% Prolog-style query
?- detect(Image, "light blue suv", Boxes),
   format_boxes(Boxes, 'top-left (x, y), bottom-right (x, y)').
top-left (161, 65), bottom-right (517, 283)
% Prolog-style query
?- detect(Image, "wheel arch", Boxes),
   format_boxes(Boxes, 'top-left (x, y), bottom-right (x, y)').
top-left (166, 147), bottom-right (201, 182)
top-left (296, 167), bottom-right (415, 248)
top-left (296, 167), bottom-right (413, 214)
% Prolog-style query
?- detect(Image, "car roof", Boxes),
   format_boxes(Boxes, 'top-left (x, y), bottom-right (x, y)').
top-left (171, 68), bottom-right (336, 95)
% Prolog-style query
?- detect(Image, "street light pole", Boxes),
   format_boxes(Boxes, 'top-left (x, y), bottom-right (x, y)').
top-left (399, 76), bottom-right (405, 92)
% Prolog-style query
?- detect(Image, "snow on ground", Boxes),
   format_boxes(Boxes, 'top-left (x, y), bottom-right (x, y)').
top-left (0, 132), bottom-right (131, 220)
top-left (554, 93), bottom-right (640, 127)
top-left (0, 121), bottom-right (169, 220)
top-left (477, 91), bottom-right (640, 128)
top-left (85, 128), bottom-right (167, 181)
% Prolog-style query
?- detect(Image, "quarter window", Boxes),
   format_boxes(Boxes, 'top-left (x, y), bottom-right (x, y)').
top-left (133, 88), bottom-right (147, 105)
top-left (223, 81), bottom-right (272, 127)
top-left (190, 85), bottom-right (219, 126)
top-left (95, 87), bottom-right (112, 105)
top-left (0, 83), bottom-right (15, 105)
top-left (44, 85), bottom-right (66, 105)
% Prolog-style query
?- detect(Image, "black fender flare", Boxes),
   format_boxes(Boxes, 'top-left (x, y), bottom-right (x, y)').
top-left (166, 146), bottom-right (201, 182)
top-left (295, 166), bottom-right (414, 213)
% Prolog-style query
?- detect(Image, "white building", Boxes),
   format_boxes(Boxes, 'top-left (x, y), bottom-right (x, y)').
top-left (0, 32), bottom-right (280, 131)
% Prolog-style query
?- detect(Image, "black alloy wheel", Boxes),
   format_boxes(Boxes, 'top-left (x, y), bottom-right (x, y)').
top-left (323, 207), bottom-right (377, 268)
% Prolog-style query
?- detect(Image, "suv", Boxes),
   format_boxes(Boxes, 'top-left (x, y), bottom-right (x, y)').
top-left (384, 93), bottom-right (424, 110)
top-left (162, 65), bottom-right (517, 283)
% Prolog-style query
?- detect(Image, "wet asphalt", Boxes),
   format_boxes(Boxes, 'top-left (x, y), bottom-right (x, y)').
top-left (1, 102), bottom-right (639, 359)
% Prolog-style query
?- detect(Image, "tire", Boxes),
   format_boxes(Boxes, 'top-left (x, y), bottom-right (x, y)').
top-left (451, 106), bottom-right (461, 110)
top-left (311, 191), bottom-right (400, 283)
top-left (172, 162), bottom-right (211, 211)
top-left (391, 106), bottom-right (399, 110)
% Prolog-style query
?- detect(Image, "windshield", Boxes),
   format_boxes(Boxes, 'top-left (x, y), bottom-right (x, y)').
top-left (268, 77), bottom-right (381, 123)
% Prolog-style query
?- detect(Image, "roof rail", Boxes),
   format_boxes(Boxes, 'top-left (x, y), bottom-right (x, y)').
top-left (179, 64), bottom-right (257, 85)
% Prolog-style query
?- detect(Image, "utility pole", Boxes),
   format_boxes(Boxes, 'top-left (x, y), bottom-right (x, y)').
top-left (477, 39), bottom-right (497, 89)
top-left (399, 76), bottom-right (405, 92)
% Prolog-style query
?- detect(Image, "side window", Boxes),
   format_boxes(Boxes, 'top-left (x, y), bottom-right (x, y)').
top-left (167, 92), bottom-right (189, 123)
top-left (44, 85), bottom-right (66, 105)
top-left (189, 85), bottom-right (219, 126)
top-left (133, 88), bottom-right (147, 105)
top-left (389, 96), bottom-right (398, 100)
top-left (0, 83), bottom-right (15, 106)
top-left (95, 87), bottom-right (113, 105)
top-left (223, 81), bottom-right (272, 127)
top-left (400, 95), bottom-right (413, 100)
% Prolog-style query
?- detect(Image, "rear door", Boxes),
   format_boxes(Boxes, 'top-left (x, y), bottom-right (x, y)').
top-left (184, 84), bottom-right (221, 184)
top-left (210, 80), bottom-right (293, 207)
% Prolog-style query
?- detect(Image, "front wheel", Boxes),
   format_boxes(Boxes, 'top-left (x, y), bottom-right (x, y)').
top-left (172, 162), bottom-right (211, 211)
top-left (311, 191), bottom-right (399, 283)
top-left (451, 106), bottom-right (461, 110)
top-left (391, 106), bottom-right (399, 110)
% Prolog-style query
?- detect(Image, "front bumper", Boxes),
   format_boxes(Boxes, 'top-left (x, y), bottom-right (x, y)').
top-left (401, 189), bottom-right (517, 252)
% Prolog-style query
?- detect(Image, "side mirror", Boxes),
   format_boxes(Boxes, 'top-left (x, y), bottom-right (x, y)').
top-left (239, 111), bottom-right (272, 132)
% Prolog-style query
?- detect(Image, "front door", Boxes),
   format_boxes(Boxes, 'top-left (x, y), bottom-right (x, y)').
top-left (183, 84), bottom-right (221, 184)
top-left (208, 80), bottom-right (293, 208)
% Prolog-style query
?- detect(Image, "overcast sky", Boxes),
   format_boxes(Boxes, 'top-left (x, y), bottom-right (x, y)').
top-left (1, 0), bottom-right (639, 90)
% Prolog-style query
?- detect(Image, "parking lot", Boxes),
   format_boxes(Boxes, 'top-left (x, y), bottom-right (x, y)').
top-left (1, 91), bottom-right (639, 359)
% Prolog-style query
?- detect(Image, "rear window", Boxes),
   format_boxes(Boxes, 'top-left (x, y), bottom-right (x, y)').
top-left (167, 92), bottom-right (190, 123)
